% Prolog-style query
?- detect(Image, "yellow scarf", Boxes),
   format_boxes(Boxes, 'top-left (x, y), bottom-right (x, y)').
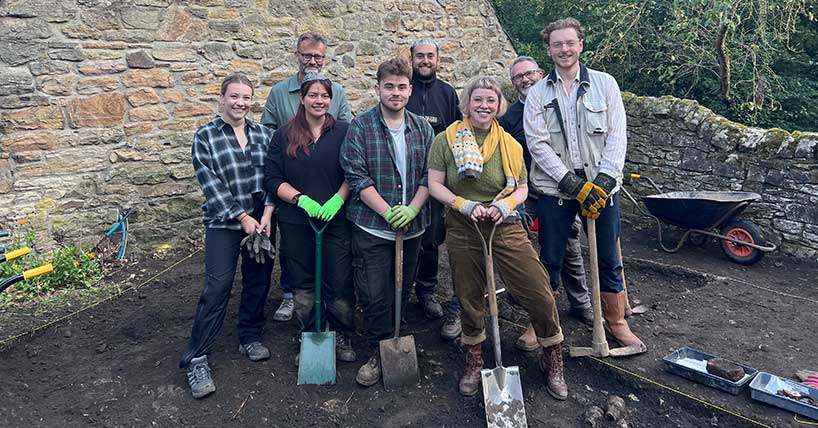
top-left (445, 118), bottom-right (523, 201)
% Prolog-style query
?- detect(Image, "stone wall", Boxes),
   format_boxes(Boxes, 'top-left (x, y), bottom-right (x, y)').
top-left (623, 94), bottom-right (818, 259)
top-left (0, 0), bottom-right (518, 250)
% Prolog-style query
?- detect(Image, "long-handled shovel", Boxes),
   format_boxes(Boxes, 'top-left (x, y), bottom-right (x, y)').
top-left (1, 263), bottom-right (54, 293)
top-left (617, 238), bottom-right (647, 317)
top-left (379, 230), bottom-right (419, 390)
top-left (297, 220), bottom-right (336, 385)
top-left (475, 222), bottom-right (528, 428)
top-left (0, 247), bottom-right (30, 264)
top-left (571, 219), bottom-right (644, 358)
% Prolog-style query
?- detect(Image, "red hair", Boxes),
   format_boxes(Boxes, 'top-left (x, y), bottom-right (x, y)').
top-left (286, 79), bottom-right (335, 158)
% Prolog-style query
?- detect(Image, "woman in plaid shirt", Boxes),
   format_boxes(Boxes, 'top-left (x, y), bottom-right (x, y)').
top-left (180, 73), bottom-right (277, 399)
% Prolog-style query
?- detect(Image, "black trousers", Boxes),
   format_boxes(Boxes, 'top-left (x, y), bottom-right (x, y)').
top-left (279, 219), bottom-right (355, 334)
top-left (179, 208), bottom-right (274, 369)
top-left (351, 227), bottom-right (422, 349)
top-left (414, 198), bottom-right (445, 298)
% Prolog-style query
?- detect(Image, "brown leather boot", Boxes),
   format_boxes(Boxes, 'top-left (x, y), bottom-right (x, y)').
top-left (458, 344), bottom-right (483, 396)
top-left (601, 292), bottom-right (647, 354)
top-left (539, 343), bottom-right (568, 400)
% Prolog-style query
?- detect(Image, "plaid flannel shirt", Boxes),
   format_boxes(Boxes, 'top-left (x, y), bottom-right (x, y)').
top-left (340, 106), bottom-right (433, 235)
top-left (192, 116), bottom-right (275, 229)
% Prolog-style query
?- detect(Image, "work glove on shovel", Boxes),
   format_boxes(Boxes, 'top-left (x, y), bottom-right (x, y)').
top-left (240, 230), bottom-right (276, 264)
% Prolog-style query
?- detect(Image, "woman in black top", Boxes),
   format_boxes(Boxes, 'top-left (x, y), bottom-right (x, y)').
top-left (264, 73), bottom-right (356, 363)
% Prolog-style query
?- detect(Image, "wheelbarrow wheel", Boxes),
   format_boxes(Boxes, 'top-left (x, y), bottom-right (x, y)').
top-left (719, 220), bottom-right (765, 265)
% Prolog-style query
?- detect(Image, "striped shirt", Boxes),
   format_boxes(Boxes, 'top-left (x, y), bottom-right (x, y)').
top-left (192, 116), bottom-right (276, 229)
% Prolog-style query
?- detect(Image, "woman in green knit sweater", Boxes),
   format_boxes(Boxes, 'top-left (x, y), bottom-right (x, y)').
top-left (426, 75), bottom-right (568, 400)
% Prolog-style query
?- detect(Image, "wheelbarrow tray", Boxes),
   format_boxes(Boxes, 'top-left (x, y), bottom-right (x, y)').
top-left (750, 372), bottom-right (818, 420)
top-left (662, 347), bottom-right (757, 395)
top-left (643, 191), bottom-right (760, 229)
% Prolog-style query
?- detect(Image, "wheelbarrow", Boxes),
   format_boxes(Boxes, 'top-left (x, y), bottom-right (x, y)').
top-left (621, 173), bottom-right (776, 265)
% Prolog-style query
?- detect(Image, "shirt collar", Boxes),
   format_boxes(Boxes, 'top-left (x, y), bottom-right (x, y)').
top-left (286, 75), bottom-right (301, 93)
top-left (214, 115), bottom-right (259, 131)
top-left (546, 63), bottom-right (590, 86)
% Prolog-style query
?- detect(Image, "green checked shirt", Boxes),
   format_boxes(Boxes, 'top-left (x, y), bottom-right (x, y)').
top-left (340, 106), bottom-right (434, 236)
top-left (192, 116), bottom-right (276, 230)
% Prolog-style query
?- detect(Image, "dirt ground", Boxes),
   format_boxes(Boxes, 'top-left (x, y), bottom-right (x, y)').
top-left (0, 219), bottom-right (816, 428)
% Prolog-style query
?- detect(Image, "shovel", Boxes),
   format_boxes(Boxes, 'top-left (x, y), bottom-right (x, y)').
top-left (379, 230), bottom-right (419, 390)
top-left (0, 263), bottom-right (53, 293)
top-left (617, 238), bottom-right (648, 316)
top-left (475, 222), bottom-right (528, 428)
top-left (297, 219), bottom-right (336, 385)
top-left (571, 219), bottom-right (644, 358)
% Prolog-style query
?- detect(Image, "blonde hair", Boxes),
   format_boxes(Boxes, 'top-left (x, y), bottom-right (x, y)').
top-left (458, 76), bottom-right (508, 118)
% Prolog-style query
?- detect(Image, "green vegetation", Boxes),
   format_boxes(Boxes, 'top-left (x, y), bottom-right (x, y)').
top-left (0, 230), bottom-right (103, 305)
top-left (491, 0), bottom-right (818, 131)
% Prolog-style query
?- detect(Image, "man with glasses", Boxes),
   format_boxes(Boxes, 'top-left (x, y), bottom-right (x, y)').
top-left (523, 18), bottom-right (646, 355)
top-left (261, 32), bottom-right (353, 323)
top-left (500, 56), bottom-right (594, 353)
top-left (405, 38), bottom-right (463, 340)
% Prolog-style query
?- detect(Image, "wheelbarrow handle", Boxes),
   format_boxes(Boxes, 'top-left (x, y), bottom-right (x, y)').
top-left (0, 231), bottom-right (9, 238)
top-left (0, 263), bottom-right (53, 293)
top-left (0, 247), bottom-right (30, 263)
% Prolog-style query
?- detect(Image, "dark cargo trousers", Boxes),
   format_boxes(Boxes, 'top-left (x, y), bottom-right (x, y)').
top-left (179, 215), bottom-right (274, 369)
top-left (351, 227), bottom-right (422, 350)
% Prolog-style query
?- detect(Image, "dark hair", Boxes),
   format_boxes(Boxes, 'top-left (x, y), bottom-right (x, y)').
top-left (297, 32), bottom-right (326, 49)
top-left (286, 79), bottom-right (335, 158)
top-left (376, 58), bottom-right (412, 83)
top-left (540, 18), bottom-right (586, 46)
top-left (220, 72), bottom-right (254, 95)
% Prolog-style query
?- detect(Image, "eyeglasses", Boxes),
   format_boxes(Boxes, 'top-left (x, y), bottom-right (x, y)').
top-left (298, 52), bottom-right (325, 62)
top-left (511, 69), bottom-right (542, 83)
top-left (549, 40), bottom-right (580, 49)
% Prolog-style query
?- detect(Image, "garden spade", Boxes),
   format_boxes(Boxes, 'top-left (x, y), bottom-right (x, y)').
top-left (379, 230), bottom-right (419, 390)
top-left (571, 219), bottom-right (644, 358)
top-left (0, 263), bottom-right (53, 293)
top-left (617, 238), bottom-right (648, 316)
top-left (475, 222), bottom-right (528, 428)
top-left (297, 220), bottom-right (336, 385)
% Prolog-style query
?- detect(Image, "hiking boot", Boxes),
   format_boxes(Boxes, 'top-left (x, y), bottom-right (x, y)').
top-left (355, 350), bottom-right (381, 387)
top-left (336, 332), bottom-right (356, 363)
top-left (186, 355), bottom-right (216, 399)
top-left (238, 341), bottom-right (271, 361)
top-left (273, 298), bottom-right (294, 321)
top-left (459, 344), bottom-right (483, 396)
top-left (419, 294), bottom-right (444, 319)
top-left (440, 307), bottom-right (462, 340)
top-left (539, 343), bottom-right (568, 400)
top-left (569, 305), bottom-right (595, 327)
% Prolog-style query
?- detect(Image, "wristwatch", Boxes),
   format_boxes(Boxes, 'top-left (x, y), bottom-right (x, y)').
top-left (291, 193), bottom-right (302, 204)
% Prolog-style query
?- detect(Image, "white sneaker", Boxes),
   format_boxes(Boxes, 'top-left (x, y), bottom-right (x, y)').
top-left (273, 298), bottom-right (294, 321)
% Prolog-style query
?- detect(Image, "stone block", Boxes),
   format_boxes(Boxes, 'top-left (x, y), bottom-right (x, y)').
top-left (200, 42), bottom-right (235, 62)
top-left (0, 131), bottom-right (59, 152)
top-left (68, 93), bottom-right (126, 128)
top-left (0, 105), bottom-right (64, 131)
top-left (0, 17), bottom-right (52, 40)
top-left (126, 88), bottom-right (161, 107)
top-left (29, 60), bottom-right (71, 76)
top-left (773, 219), bottom-right (803, 235)
top-left (122, 68), bottom-right (174, 88)
top-left (181, 70), bottom-right (213, 85)
top-left (48, 42), bottom-right (86, 62)
top-left (80, 9), bottom-right (120, 31)
top-left (160, 10), bottom-right (209, 41)
top-left (126, 50), bottom-right (156, 69)
top-left (228, 59), bottom-right (262, 75)
top-left (0, 41), bottom-right (47, 66)
top-left (174, 104), bottom-right (213, 118)
top-left (159, 119), bottom-right (200, 131)
top-left (153, 47), bottom-right (199, 62)
top-left (76, 76), bottom-right (121, 95)
top-left (0, 95), bottom-right (50, 109)
top-left (78, 60), bottom-right (128, 76)
top-left (0, 69), bottom-right (35, 96)
top-left (124, 122), bottom-right (155, 137)
top-left (129, 105), bottom-right (169, 121)
top-left (160, 89), bottom-right (190, 103)
top-left (36, 74), bottom-right (76, 96)
top-left (3, 0), bottom-right (76, 22)
top-left (121, 6), bottom-right (164, 30)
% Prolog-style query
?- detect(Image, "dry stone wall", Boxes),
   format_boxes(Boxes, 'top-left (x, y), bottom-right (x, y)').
top-left (623, 94), bottom-right (818, 259)
top-left (0, 0), bottom-right (517, 250)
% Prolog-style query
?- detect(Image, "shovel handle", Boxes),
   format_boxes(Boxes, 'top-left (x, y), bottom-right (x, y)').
top-left (392, 230), bottom-right (404, 339)
top-left (587, 219), bottom-right (610, 357)
top-left (24, 263), bottom-right (53, 280)
top-left (309, 219), bottom-right (328, 333)
top-left (473, 222), bottom-right (503, 368)
top-left (0, 247), bottom-right (30, 263)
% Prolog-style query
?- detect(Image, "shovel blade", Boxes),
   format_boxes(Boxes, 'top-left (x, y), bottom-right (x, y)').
top-left (379, 335), bottom-right (419, 390)
top-left (481, 366), bottom-right (528, 428)
top-left (297, 331), bottom-right (336, 385)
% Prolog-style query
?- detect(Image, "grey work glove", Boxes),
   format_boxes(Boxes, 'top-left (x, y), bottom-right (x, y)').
top-left (240, 231), bottom-right (276, 264)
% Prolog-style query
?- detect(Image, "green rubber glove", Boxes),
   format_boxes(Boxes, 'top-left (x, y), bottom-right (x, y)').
top-left (317, 194), bottom-right (345, 221)
top-left (381, 206), bottom-right (398, 222)
top-left (388, 205), bottom-right (419, 230)
top-left (296, 194), bottom-right (322, 218)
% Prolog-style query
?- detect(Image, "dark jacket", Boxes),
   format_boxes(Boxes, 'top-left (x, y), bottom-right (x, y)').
top-left (498, 99), bottom-right (531, 173)
top-left (406, 75), bottom-right (462, 136)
